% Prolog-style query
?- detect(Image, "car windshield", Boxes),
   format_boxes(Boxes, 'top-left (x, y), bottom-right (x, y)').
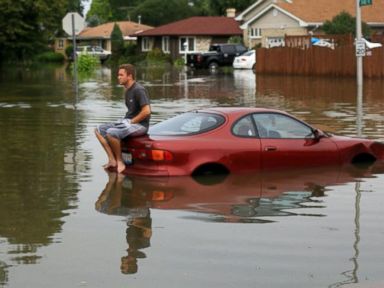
top-left (242, 50), bottom-right (254, 56)
top-left (149, 112), bottom-right (225, 136)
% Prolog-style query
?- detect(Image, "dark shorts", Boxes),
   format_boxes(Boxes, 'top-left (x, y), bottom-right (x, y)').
top-left (97, 120), bottom-right (147, 140)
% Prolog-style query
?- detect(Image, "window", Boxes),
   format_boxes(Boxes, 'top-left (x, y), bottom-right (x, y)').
top-left (142, 37), bottom-right (152, 51)
top-left (250, 28), bottom-right (262, 38)
top-left (162, 36), bottom-right (170, 53)
top-left (252, 113), bottom-right (314, 139)
top-left (149, 112), bottom-right (225, 136)
top-left (233, 116), bottom-right (256, 137)
top-left (179, 37), bottom-right (195, 53)
top-left (58, 39), bottom-right (64, 49)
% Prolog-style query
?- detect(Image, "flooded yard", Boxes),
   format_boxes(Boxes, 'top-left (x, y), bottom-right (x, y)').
top-left (0, 64), bottom-right (383, 287)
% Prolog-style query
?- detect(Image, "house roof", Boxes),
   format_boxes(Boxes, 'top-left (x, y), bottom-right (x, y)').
top-left (276, 0), bottom-right (384, 24)
top-left (78, 21), bottom-right (153, 39)
top-left (239, 0), bottom-right (384, 27)
top-left (138, 17), bottom-right (242, 36)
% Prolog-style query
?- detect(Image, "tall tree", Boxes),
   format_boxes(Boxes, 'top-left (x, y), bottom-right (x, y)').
top-left (207, 0), bottom-right (254, 15)
top-left (110, 23), bottom-right (124, 61)
top-left (323, 11), bottom-right (370, 37)
top-left (109, 0), bottom-right (142, 21)
top-left (0, 0), bottom-right (70, 62)
top-left (130, 0), bottom-right (200, 26)
top-left (86, 0), bottom-right (112, 25)
top-left (67, 0), bottom-right (84, 15)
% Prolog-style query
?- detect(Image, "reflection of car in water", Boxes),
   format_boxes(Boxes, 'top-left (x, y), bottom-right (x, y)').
top-left (95, 163), bottom-right (384, 274)
top-left (120, 107), bottom-right (384, 176)
top-left (96, 162), bottom-right (384, 224)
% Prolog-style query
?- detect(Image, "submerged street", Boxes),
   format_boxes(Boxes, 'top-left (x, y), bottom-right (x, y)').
top-left (0, 64), bottom-right (383, 287)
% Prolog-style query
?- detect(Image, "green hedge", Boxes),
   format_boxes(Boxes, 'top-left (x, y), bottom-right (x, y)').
top-left (35, 52), bottom-right (65, 63)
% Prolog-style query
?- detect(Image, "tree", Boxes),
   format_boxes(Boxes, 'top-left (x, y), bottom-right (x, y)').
top-left (110, 23), bottom-right (124, 61)
top-left (86, 0), bottom-right (112, 25)
top-left (323, 11), bottom-right (371, 37)
top-left (206, 0), bottom-right (254, 15)
top-left (67, 0), bottom-right (84, 15)
top-left (130, 0), bottom-right (200, 26)
top-left (0, 0), bottom-right (70, 62)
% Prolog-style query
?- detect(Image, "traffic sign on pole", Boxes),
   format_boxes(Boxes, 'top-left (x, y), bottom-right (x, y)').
top-left (355, 39), bottom-right (366, 56)
top-left (62, 12), bottom-right (85, 36)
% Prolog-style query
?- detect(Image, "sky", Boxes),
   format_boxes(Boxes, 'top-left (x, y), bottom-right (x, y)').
top-left (83, 0), bottom-right (91, 16)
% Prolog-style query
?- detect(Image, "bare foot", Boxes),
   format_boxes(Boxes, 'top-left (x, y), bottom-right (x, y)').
top-left (117, 161), bottom-right (126, 174)
top-left (103, 160), bottom-right (117, 169)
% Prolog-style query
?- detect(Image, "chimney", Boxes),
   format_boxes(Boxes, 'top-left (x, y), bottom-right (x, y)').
top-left (226, 8), bottom-right (236, 18)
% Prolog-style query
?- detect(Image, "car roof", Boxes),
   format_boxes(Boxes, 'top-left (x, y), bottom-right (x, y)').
top-left (190, 107), bottom-right (289, 122)
top-left (197, 107), bottom-right (283, 115)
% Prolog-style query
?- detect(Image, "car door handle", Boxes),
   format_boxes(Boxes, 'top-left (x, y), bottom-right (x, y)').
top-left (264, 146), bottom-right (277, 151)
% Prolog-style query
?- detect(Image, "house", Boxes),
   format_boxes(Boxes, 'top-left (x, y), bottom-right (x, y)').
top-left (54, 21), bottom-right (153, 55)
top-left (236, 0), bottom-right (384, 48)
top-left (136, 11), bottom-right (242, 61)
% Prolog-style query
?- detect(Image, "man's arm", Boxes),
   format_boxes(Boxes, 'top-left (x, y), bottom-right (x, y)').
top-left (130, 104), bottom-right (151, 124)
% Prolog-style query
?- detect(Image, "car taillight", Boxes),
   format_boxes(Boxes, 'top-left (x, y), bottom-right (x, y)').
top-left (131, 149), bottom-right (173, 161)
top-left (151, 149), bottom-right (173, 161)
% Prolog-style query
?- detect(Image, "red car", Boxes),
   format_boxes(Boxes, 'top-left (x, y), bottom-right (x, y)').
top-left (121, 107), bottom-right (384, 176)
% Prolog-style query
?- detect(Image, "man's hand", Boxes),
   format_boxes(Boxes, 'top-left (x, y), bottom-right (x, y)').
top-left (131, 105), bottom-right (151, 124)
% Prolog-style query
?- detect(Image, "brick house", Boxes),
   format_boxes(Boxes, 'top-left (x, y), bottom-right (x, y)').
top-left (55, 21), bottom-right (153, 55)
top-left (236, 0), bottom-right (384, 48)
top-left (136, 14), bottom-right (242, 61)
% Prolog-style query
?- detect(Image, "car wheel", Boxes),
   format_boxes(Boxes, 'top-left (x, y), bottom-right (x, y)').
top-left (208, 62), bottom-right (219, 70)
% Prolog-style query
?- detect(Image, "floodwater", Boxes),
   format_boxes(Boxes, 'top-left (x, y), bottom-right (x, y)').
top-left (0, 64), bottom-right (384, 288)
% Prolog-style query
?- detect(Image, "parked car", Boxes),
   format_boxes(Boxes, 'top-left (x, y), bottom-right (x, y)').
top-left (233, 49), bottom-right (256, 69)
top-left (120, 107), bottom-right (384, 176)
top-left (186, 43), bottom-right (247, 70)
top-left (76, 46), bottom-right (111, 62)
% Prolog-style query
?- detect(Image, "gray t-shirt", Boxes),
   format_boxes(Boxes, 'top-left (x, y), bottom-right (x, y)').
top-left (124, 82), bottom-right (150, 128)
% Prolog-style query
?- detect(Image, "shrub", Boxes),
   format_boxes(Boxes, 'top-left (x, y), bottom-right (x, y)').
top-left (35, 52), bottom-right (65, 63)
top-left (76, 54), bottom-right (99, 72)
top-left (228, 36), bottom-right (243, 45)
top-left (146, 48), bottom-right (172, 65)
top-left (173, 57), bottom-right (185, 67)
top-left (65, 45), bottom-right (74, 59)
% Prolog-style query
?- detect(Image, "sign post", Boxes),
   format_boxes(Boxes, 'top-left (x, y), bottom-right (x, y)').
top-left (355, 0), bottom-right (363, 87)
top-left (62, 12), bottom-right (85, 99)
top-left (355, 0), bottom-right (371, 136)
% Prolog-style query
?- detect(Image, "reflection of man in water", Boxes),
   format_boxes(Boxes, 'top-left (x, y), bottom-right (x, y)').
top-left (121, 216), bottom-right (152, 274)
top-left (95, 172), bottom-right (152, 275)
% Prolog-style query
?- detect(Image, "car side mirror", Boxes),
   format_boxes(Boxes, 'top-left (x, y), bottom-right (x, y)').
top-left (313, 129), bottom-right (325, 141)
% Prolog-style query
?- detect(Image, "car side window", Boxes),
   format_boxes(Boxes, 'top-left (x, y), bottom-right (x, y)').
top-left (236, 45), bottom-right (247, 54)
top-left (233, 116), bottom-right (256, 137)
top-left (221, 45), bottom-right (235, 54)
top-left (149, 112), bottom-right (225, 136)
top-left (252, 113), bottom-right (313, 139)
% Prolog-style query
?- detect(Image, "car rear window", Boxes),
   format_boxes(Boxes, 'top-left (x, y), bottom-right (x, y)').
top-left (149, 112), bottom-right (225, 136)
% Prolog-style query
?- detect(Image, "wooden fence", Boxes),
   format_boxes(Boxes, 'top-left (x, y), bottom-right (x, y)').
top-left (256, 36), bottom-right (384, 78)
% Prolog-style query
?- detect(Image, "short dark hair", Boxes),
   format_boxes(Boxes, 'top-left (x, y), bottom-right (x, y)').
top-left (119, 64), bottom-right (136, 80)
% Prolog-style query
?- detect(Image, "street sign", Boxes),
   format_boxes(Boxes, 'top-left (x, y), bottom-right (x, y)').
top-left (62, 12), bottom-right (85, 36)
top-left (355, 39), bottom-right (366, 57)
top-left (359, 0), bottom-right (372, 6)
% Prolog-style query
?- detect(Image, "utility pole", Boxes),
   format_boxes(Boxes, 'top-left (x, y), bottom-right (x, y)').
top-left (355, 0), bottom-right (364, 87)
